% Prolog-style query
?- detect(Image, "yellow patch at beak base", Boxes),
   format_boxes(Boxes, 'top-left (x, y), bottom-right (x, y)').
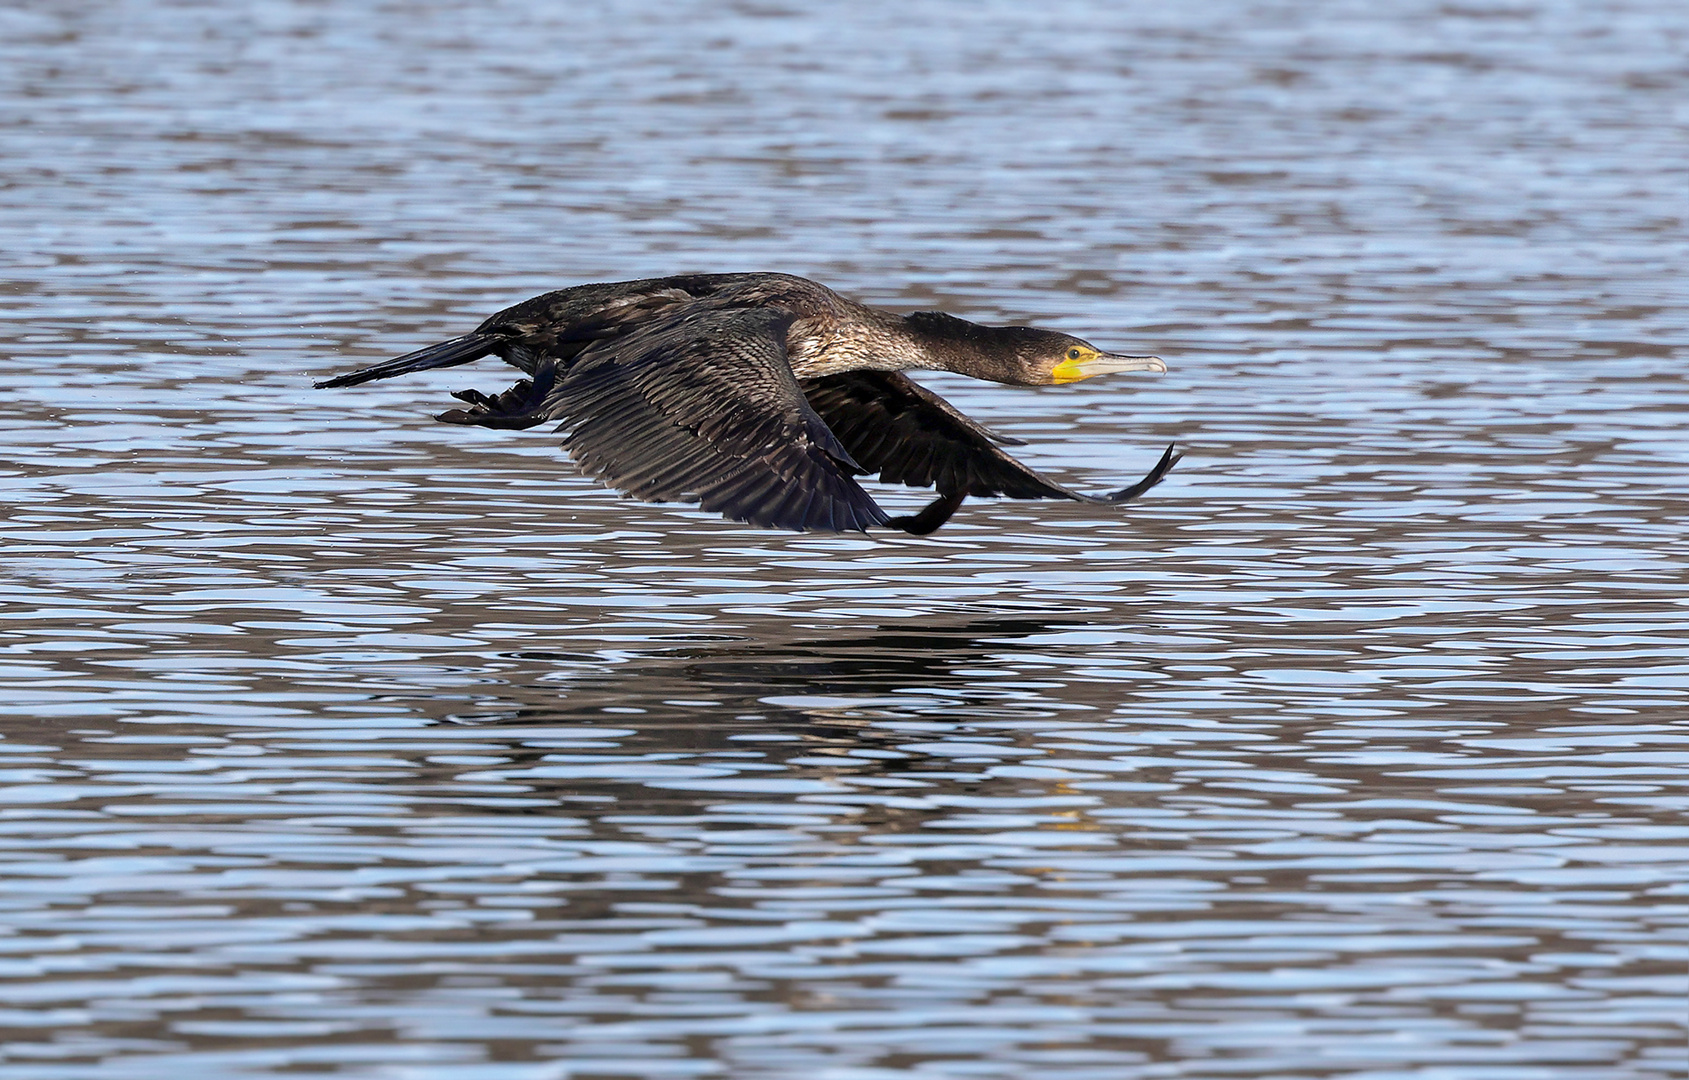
top-left (1050, 356), bottom-right (1094, 384)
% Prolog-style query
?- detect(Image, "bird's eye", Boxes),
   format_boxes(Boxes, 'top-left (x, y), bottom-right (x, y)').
top-left (1066, 348), bottom-right (1083, 360)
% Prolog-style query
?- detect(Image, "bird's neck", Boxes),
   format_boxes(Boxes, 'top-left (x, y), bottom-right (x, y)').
top-left (897, 310), bottom-right (1021, 380)
top-left (788, 308), bottom-right (1020, 380)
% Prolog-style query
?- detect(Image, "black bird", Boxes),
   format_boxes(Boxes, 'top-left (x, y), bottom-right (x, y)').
top-left (315, 273), bottom-right (1178, 535)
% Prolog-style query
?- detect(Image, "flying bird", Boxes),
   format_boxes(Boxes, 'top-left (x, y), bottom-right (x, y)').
top-left (315, 272), bottom-right (1178, 534)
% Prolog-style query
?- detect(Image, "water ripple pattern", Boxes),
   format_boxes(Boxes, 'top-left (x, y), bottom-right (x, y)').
top-left (1, 1), bottom-right (1685, 1077)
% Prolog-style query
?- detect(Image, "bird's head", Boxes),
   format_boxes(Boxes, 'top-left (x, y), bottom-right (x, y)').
top-left (1002, 326), bottom-right (1167, 387)
top-left (1038, 334), bottom-right (1167, 386)
top-left (903, 313), bottom-right (1164, 386)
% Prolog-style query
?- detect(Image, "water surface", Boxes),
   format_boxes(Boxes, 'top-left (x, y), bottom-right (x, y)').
top-left (1, 1), bottom-right (1686, 1077)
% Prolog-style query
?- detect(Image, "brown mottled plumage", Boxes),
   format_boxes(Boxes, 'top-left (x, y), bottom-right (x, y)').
top-left (315, 273), bottom-right (1177, 534)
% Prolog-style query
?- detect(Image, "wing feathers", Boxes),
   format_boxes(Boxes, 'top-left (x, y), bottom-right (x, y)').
top-left (801, 371), bottom-right (1079, 500)
top-left (802, 370), bottom-right (1176, 506)
top-left (548, 308), bottom-right (889, 532)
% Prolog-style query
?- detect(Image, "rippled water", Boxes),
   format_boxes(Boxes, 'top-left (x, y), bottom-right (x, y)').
top-left (2, 1), bottom-right (1687, 1077)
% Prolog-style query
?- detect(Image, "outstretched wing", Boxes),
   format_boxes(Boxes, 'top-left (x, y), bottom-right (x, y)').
top-left (801, 370), bottom-right (1178, 503)
top-left (545, 308), bottom-right (891, 533)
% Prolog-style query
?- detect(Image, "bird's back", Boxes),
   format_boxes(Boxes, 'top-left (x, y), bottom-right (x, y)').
top-left (474, 272), bottom-right (848, 348)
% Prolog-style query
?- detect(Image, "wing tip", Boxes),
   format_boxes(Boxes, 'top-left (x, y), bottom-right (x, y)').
top-left (1095, 443), bottom-right (1181, 504)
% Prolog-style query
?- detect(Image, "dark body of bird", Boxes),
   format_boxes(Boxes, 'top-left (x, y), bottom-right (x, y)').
top-left (315, 273), bottom-right (1178, 534)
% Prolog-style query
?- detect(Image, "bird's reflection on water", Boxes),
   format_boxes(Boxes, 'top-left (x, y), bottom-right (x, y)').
top-left (423, 615), bottom-right (1120, 805)
top-left (485, 614), bottom-right (1097, 721)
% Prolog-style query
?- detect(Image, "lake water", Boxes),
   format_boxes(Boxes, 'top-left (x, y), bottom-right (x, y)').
top-left (1, 1), bottom-right (1686, 1077)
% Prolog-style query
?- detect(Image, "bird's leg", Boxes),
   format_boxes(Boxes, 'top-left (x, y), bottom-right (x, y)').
top-left (435, 365), bottom-right (557, 430)
top-left (885, 488), bottom-right (968, 536)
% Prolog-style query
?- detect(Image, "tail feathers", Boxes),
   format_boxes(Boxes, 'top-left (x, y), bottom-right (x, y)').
top-left (315, 333), bottom-right (498, 389)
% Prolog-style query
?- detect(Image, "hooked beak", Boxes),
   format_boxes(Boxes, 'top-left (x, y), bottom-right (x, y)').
top-left (1051, 352), bottom-right (1167, 384)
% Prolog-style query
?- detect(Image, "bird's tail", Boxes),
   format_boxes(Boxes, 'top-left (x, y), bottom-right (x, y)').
top-left (314, 333), bottom-right (498, 389)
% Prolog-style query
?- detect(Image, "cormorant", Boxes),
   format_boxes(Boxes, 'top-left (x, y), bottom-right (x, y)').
top-left (315, 273), bottom-right (1178, 535)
